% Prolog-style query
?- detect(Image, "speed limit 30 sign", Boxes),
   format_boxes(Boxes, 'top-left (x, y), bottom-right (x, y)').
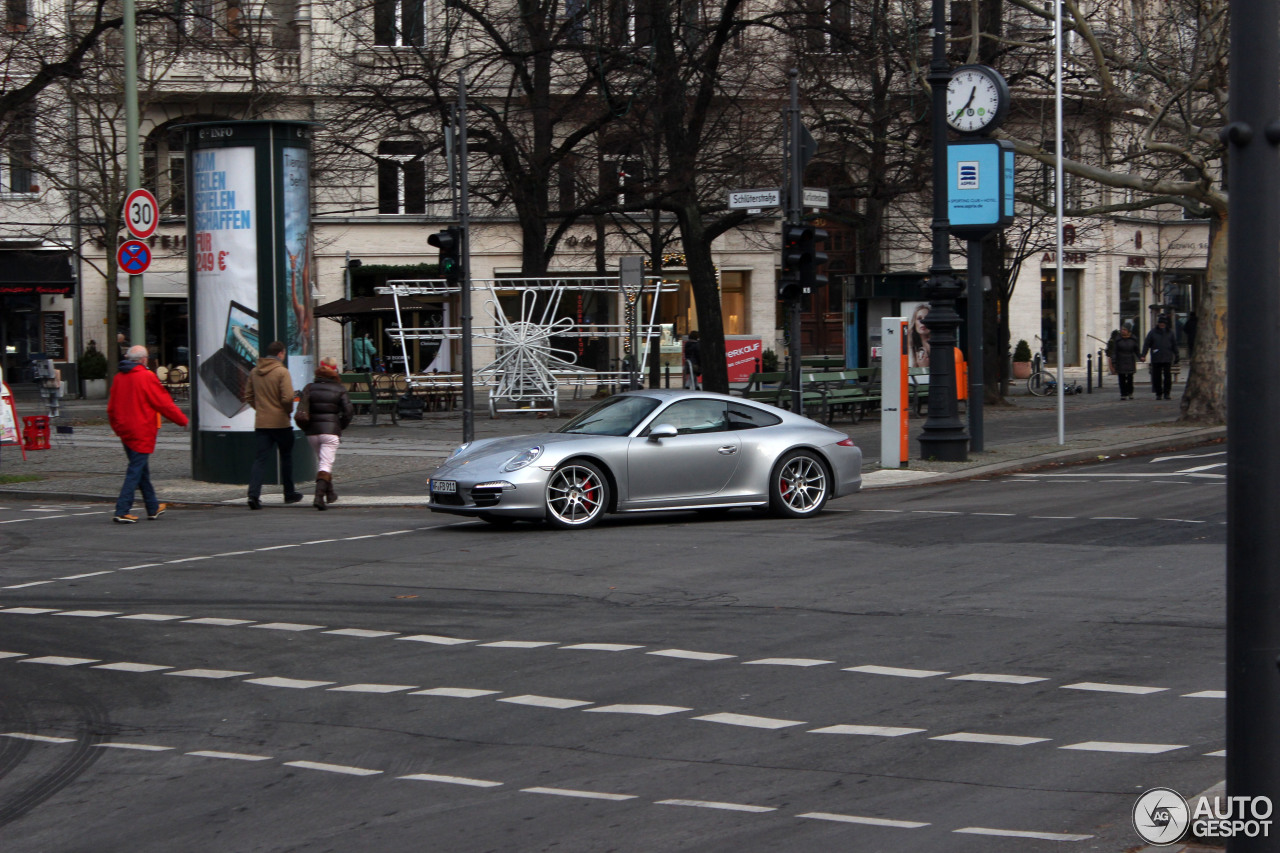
top-left (124, 188), bottom-right (159, 239)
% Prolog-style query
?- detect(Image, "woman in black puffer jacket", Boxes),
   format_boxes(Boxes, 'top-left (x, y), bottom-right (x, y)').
top-left (300, 357), bottom-right (354, 510)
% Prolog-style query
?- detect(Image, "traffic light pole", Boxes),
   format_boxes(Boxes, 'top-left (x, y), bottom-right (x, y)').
top-left (1226, 0), bottom-right (1280, 837)
top-left (786, 70), bottom-right (803, 413)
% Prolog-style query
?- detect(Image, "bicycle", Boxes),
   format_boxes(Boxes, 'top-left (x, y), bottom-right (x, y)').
top-left (1027, 369), bottom-right (1084, 396)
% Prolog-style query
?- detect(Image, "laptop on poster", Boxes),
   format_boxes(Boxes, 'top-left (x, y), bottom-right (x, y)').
top-left (198, 301), bottom-right (259, 418)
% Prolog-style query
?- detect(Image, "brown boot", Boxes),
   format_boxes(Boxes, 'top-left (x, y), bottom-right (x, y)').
top-left (324, 472), bottom-right (337, 504)
top-left (313, 472), bottom-right (329, 510)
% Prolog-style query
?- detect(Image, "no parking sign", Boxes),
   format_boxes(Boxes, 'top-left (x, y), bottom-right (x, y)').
top-left (117, 239), bottom-right (152, 274)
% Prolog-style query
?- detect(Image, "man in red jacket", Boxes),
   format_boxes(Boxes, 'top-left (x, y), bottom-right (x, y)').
top-left (108, 345), bottom-right (188, 523)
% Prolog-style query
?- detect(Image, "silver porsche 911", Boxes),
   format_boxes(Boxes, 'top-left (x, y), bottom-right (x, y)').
top-left (426, 389), bottom-right (862, 528)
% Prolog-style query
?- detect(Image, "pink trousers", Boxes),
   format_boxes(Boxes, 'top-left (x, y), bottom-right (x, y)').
top-left (306, 434), bottom-right (341, 473)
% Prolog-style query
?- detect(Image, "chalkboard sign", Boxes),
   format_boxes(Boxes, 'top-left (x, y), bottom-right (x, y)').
top-left (41, 312), bottom-right (66, 360)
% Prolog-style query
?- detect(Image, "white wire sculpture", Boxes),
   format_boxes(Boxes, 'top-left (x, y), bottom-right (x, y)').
top-left (378, 275), bottom-right (675, 417)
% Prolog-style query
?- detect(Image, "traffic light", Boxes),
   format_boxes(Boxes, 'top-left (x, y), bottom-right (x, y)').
top-left (801, 225), bottom-right (829, 292)
top-left (428, 226), bottom-right (463, 283)
top-left (779, 223), bottom-right (806, 300)
top-left (779, 223), bottom-right (829, 299)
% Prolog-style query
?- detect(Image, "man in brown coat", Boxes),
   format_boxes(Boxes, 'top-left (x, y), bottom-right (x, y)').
top-left (244, 340), bottom-right (303, 509)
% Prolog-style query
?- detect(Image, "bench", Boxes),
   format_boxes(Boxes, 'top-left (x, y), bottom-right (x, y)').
top-left (340, 372), bottom-right (398, 425)
top-left (801, 355), bottom-right (845, 372)
top-left (801, 369), bottom-right (882, 423)
top-left (740, 371), bottom-right (789, 404)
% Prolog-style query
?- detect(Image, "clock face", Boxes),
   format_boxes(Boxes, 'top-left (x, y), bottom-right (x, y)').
top-left (946, 66), bottom-right (1007, 134)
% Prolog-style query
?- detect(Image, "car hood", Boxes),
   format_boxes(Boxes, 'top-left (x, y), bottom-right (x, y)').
top-left (432, 432), bottom-right (593, 473)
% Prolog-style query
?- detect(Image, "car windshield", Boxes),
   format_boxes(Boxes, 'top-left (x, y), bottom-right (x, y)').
top-left (556, 395), bottom-right (661, 436)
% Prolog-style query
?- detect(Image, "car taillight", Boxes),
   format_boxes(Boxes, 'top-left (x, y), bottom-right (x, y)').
top-left (837, 438), bottom-right (856, 447)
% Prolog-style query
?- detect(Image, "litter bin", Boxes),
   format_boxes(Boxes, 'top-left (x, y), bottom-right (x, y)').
top-left (22, 415), bottom-right (51, 450)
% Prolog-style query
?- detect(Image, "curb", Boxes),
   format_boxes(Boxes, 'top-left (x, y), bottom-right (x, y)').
top-left (863, 426), bottom-right (1225, 488)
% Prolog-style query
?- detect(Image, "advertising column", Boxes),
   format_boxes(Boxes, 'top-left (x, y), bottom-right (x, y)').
top-left (184, 121), bottom-right (316, 483)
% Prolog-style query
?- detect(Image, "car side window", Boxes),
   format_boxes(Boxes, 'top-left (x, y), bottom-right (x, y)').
top-left (653, 399), bottom-right (729, 435)
top-left (726, 401), bottom-right (782, 430)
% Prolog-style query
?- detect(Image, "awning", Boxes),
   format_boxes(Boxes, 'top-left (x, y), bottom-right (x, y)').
top-left (116, 270), bottom-right (187, 297)
top-left (846, 272), bottom-right (929, 300)
top-left (313, 295), bottom-right (442, 324)
top-left (0, 250), bottom-right (75, 296)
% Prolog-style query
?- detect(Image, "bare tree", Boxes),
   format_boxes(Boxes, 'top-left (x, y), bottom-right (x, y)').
top-left (990, 0), bottom-right (1228, 422)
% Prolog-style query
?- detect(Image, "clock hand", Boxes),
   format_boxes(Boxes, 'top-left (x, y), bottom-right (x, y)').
top-left (953, 86), bottom-right (976, 119)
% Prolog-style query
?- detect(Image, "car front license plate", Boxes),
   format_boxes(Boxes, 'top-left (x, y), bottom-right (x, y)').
top-left (431, 479), bottom-right (457, 494)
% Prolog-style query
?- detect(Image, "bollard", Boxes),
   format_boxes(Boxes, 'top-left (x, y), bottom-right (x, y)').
top-left (1097, 348), bottom-right (1105, 388)
top-left (664, 364), bottom-right (670, 388)
top-left (1087, 353), bottom-right (1093, 393)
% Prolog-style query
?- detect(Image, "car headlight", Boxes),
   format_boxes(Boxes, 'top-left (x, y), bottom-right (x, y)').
top-left (448, 442), bottom-right (471, 460)
top-left (501, 445), bottom-right (544, 472)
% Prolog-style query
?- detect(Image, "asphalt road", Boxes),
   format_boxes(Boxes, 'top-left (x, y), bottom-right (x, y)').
top-left (0, 445), bottom-right (1226, 852)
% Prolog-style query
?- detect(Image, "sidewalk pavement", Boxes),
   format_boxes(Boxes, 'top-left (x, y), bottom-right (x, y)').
top-left (0, 374), bottom-right (1223, 507)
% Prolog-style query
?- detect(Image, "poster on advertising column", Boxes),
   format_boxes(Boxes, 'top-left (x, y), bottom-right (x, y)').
top-left (281, 147), bottom-right (314, 391)
top-left (193, 145), bottom-right (259, 431)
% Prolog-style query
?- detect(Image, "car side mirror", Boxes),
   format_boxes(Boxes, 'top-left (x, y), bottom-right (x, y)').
top-left (648, 423), bottom-right (678, 441)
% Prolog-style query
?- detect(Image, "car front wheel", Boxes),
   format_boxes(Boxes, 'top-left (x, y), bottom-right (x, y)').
top-left (545, 460), bottom-right (609, 529)
top-left (769, 450), bottom-right (829, 518)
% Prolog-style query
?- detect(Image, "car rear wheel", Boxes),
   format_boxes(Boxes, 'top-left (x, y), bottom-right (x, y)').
top-left (545, 460), bottom-right (609, 529)
top-left (769, 450), bottom-right (829, 518)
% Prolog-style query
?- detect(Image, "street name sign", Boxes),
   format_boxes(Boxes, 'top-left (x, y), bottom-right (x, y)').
top-left (728, 189), bottom-right (780, 209)
top-left (803, 188), bottom-right (829, 209)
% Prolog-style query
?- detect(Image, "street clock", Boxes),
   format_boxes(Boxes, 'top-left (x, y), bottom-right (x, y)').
top-left (946, 65), bottom-right (1011, 135)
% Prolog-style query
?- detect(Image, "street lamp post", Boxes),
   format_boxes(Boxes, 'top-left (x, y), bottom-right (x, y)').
top-left (918, 0), bottom-right (969, 462)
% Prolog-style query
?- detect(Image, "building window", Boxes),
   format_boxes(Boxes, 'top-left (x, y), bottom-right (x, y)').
top-left (557, 154), bottom-right (580, 211)
top-left (375, 0), bottom-right (424, 47)
top-left (609, 0), bottom-right (652, 46)
top-left (6, 0), bottom-right (28, 32)
top-left (563, 0), bottom-right (588, 44)
top-left (145, 128), bottom-right (187, 216)
top-left (377, 140), bottom-right (426, 214)
top-left (1041, 139), bottom-right (1078, 209)
top-left (3, 107), bottom-right (35, 194)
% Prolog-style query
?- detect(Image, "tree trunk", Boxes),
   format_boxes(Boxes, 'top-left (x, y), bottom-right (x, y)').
top-left (1181, 211), bottom-right (1227, 424)
top-left (675, 203), bottom-right (728, 394)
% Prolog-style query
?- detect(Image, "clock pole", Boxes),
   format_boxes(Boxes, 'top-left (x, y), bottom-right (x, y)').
top-left (919, 0), bottom-right (969, 462)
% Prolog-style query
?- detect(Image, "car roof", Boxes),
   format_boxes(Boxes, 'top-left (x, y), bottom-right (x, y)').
top-left (618, 388), bottom-right (746, 403)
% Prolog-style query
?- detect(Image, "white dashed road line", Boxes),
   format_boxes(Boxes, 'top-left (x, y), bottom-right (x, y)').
top-left (843, 664), bottom-right (948, 678)
top-left (799, 812), bottom-right (929, 829)
top-left (0, 730), bottom-right (1107, 842)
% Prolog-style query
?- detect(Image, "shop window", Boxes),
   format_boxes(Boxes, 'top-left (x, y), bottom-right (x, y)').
top-left (375, 0), bottom-right (424, 47)
top-left (377, 140), bottom-right (427, 215)
top-left (721, 272), bottom-right (746, 335)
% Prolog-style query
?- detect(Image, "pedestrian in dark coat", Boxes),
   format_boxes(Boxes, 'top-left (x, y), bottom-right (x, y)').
top-left (298, 357), bottom-right (354, 510)
top-left (1140, 316), bottom-right (1178, 400)
top-left (1109, 326), bottom-right (1141, 400)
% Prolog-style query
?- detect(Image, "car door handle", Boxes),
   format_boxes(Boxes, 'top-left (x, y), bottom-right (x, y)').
top-left (718, 445), bottom-right (738, 455)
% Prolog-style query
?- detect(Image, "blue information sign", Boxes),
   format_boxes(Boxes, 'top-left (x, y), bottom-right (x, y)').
top-left (947, 138), bottom-right (1015, 237)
